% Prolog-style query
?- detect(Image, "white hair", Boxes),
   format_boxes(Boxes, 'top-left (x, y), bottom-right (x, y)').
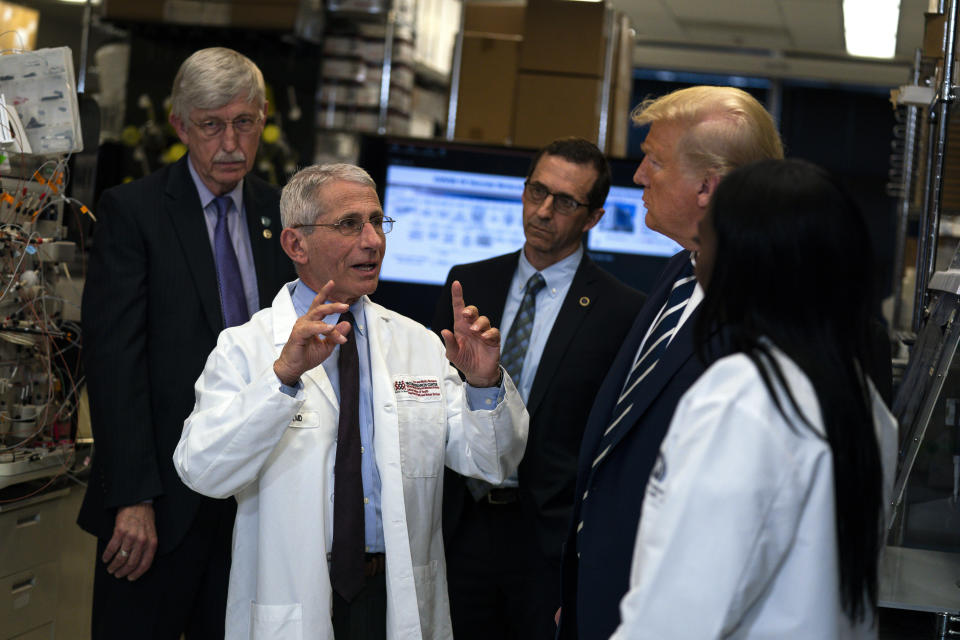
top-left (280, 164), bottom-right (377, 229)
top-left (170, 47), bottom-right (265, 121)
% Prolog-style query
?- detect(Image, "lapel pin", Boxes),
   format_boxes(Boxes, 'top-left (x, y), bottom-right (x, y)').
top-left (261, 216), bottom-right (271, 227)
top-left (579, 296), bottom-right (590, 307)
top-left (263, 229), bottom-right (273, 239)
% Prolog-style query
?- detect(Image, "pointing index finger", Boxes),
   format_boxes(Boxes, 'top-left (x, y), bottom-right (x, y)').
top-left (451, 280), bottom-right (465, 317)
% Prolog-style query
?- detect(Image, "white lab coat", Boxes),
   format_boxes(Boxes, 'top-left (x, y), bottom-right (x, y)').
top-left (174, 283), bottom-right (528, 640)
top-left (611, 347), bottom-right (897, 640)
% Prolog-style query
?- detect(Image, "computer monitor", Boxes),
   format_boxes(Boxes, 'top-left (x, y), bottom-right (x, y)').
top-left (357, 135), bottom-right (678, 326)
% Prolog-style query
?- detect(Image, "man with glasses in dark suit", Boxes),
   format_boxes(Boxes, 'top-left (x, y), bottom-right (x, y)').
top-left (78, 47), bottom-right (293, 639)
top-left (432, 137), bottom-right (645, 640)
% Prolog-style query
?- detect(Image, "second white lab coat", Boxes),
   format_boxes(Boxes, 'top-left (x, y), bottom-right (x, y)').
top-left (611, 347), bottom-right (897, 640)
top-left (174, 283), bottom-right (529, 640)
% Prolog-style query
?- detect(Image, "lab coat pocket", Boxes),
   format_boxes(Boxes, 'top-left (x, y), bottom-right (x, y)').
top-left (250, 601), bottom-right (302, 640)
top-left (394, 375), bottom-right (445, 478)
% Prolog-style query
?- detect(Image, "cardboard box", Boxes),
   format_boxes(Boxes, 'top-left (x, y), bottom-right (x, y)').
top-left (230, 0), bottom-right (299, 30)
top-left (455, 33), bottom-right (521, 144)
top-left (464, 1), bottom-right (525, 35)
top-left (520, 0), bottom-right (606, 76)
top-left (924, 12), bottom-right (946, 58)
top-left (512, 71), bottom-right (602, 149)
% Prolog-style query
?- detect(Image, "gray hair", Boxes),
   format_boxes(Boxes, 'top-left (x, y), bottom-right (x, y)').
top-left (170, 47), bottom-right (265, 121)
top-left (280, 164), bottom-right (377, 229)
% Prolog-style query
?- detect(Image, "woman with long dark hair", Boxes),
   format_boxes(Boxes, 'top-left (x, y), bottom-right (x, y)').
top-left (610, 159), bottom-right (897, 639)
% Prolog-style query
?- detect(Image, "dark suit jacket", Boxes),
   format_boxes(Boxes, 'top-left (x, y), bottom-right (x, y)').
top-left (557, 250), bottom-right (710, 640)
top-left (432, 251), bottom-right (646, 559)
top-left (78, 155), bottom-right (294, 554)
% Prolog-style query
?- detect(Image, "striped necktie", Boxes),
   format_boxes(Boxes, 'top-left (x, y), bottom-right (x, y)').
top-left (499, 272), bottom-right (547, 384)
top-left (576, 260), bottom-right (696, 552)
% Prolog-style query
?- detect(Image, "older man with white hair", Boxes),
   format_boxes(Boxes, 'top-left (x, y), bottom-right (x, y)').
top-left (79, 47), bottom-right (294, 639)
top-left (174, 163), bottom-right (528, 640)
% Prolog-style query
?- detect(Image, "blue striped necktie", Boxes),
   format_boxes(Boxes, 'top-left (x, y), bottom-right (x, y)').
top-left (576, 259), bottom-right (696, 552)
top-left (499, 272), bottom-right (547, 384)
top-left (213, 196), bottom-right (250, 328)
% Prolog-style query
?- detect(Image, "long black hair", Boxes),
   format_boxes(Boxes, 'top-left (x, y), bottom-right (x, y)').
top-left (694, 158), bottom-right (884, 623)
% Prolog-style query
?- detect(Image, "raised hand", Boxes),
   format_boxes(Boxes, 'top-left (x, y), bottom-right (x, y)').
top-left (273, 280), bottom-right (352, 385)
top-left (441, 280), bottom-right (501, 387)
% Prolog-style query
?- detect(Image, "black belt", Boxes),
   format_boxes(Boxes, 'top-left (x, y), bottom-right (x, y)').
top-left (327, 552), bottom-right (386, 577)
top-left (364, 552), bottom-right (386, 577)
top-left (481, 487), bottom-right (520, 505)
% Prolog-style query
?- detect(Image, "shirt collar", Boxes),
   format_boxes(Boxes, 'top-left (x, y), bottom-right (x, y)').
top-left (186, 153), bottom-right (244, 213)
top-left (516, 245), bottom-right (583, 297)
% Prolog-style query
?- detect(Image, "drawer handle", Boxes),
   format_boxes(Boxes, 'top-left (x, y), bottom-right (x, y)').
top-left (11, 577), bottom-right (35, 595)
top-left (15, 513), bottom-right (40, 527)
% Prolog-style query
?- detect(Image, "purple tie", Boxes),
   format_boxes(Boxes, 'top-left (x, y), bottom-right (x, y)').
top-left (213, 196), bottom-right (250, 328)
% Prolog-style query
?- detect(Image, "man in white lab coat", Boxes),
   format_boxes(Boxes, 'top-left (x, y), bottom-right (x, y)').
top-left (173, 163), bottom-right (528, 640)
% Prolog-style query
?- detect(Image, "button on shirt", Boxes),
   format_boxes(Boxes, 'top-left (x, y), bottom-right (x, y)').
top-left (187, 157), bottom-right (260, 316)
top-left (496, 246), bottom-right (582, 486)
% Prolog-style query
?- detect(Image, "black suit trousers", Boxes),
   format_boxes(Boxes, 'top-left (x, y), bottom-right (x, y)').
top-left (445, 496), bottom-right (560, 640)
top-left (91, 496), bottom-right (234, 640)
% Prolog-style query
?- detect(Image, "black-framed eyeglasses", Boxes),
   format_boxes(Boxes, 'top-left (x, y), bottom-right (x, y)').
top-left (523, 181), bottom-right (590, 215)
top-left (293, 215), bottom-right (395, 236)
top-left (189, 115), bottom-right (263, 138)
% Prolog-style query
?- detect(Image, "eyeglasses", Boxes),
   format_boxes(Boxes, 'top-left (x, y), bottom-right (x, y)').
top-left (189, 115), bottom-right (263, 138)
top-left (523, 181), bottom-right (590, 215)
top-left (294, 215), bottom-right (395, 236)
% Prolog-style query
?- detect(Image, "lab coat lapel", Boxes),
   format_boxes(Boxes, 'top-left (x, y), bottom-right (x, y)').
top-left (361, 299), bottom-right (426, 637)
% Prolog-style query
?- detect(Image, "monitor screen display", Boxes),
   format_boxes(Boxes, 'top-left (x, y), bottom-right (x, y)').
top-left (587, 185), bottom-right (682, 257)
top-left (381, 165), bottom-right (526, 285)
top-left (357, 135), bottom-right (678, 326)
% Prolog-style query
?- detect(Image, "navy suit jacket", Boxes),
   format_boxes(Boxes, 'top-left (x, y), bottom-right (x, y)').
top-left (78, 155), bottom-right (295, 554)
top-left (557, 250), bottom-right (717, 640)
top-left (432, 250), bottom-right (646, 559)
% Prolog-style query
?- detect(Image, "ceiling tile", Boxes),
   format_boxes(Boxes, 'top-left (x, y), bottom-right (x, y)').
top-left (780, 0), bottom-right (844, 52)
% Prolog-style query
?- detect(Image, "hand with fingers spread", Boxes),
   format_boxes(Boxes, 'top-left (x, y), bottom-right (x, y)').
top-left (273, 280), bottom-right (353, 386)
top-left (441, 280), bottom-right (502, 388)
top-left (103, 503), bottom-right (158, 581)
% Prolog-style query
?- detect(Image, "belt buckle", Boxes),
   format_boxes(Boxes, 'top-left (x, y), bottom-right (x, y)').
top-left (485, 488), bottom-right (516, 505)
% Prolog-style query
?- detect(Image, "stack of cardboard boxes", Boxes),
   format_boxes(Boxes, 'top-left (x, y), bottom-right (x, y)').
top-left (454, 0), bottom-right (631, 155)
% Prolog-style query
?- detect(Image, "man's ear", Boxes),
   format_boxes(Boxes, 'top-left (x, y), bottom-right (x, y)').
top-left (169, 112), bottom-right (190, 146)
top-left (695, 173), bottom-right (722, 209)
top-left (280, 228), bottom-right (308, 265)
top-left (582, 207), bottom-right (604, 234)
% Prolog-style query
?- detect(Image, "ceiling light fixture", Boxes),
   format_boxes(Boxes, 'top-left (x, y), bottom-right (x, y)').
top-left (844, 0), bottom-right (900, 58)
